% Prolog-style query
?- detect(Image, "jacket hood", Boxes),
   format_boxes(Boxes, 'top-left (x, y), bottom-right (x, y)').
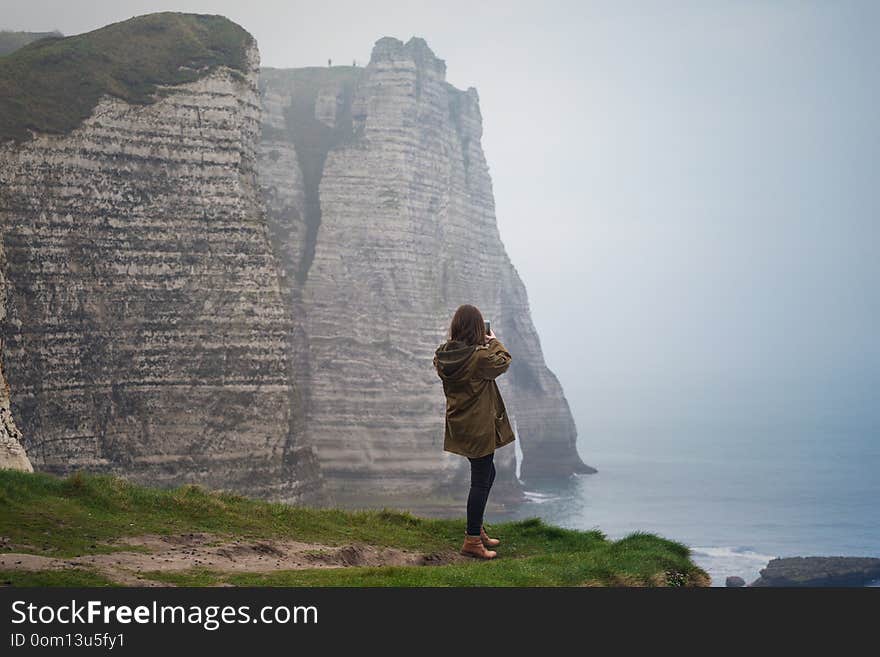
top-left (434, 339), bottom-right (477, 383)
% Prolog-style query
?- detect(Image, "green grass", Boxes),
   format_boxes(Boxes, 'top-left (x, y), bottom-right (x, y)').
top-left (142, 542), bottom-right (700, 587)
top-left (0, 470), bottom-right (709, 587)
top-left (0, 12), bottom-right (253, 143)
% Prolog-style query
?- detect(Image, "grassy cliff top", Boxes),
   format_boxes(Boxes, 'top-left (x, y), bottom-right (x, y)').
top-left (0, 12), bottom-right (254, 143)
top-left (0, 470), bottom-right (709, 587)
top-left (0, 31), bottom-right (63, 57)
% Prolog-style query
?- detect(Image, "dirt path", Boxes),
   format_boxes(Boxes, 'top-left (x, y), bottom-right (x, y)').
top-left (0, 533), bottom-right (466, 586)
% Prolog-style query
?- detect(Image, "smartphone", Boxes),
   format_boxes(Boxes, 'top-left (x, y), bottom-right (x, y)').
top-left (484, 320), bottom-right (491, 335)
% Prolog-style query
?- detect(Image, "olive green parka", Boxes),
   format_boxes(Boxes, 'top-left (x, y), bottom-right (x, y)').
top-left (432, 336), bottom-right (516, 458)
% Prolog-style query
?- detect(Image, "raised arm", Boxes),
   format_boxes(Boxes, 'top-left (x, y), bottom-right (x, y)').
top-left (475, 336), bottom-right (512, 380)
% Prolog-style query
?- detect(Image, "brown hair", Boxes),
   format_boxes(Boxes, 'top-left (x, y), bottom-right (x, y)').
top-left (449, 304), bottom-right (486, 346)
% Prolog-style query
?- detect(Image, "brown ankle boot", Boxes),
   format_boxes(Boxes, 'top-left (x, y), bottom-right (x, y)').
top-left (480, 525), bottom-right (500, 548)
top-left (460, 534), bottom-right (497, 559)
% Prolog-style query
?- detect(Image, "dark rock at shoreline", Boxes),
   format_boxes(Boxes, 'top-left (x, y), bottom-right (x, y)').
top-left (750, 557), bottom-right (880, 587)
top-left (725, 576), bottom-right (745, 587)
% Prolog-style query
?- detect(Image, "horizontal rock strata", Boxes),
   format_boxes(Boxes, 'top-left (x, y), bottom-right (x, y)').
top-left (258, 37), bottom-right (593, 501)
top-left (0, 37), bottom-right (319, 500)
top-left (1, 19), bottom-right (591, 502)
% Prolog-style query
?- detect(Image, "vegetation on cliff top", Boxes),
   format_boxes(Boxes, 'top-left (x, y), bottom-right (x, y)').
top-left (0, 31), bottom-right (63, 57)
top-left (0, 470), bottom-right (709, 587)
top-left (0, 12), bottom-right (253, 143)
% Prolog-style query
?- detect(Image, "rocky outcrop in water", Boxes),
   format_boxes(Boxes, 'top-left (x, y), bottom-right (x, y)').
top-left (258, 36), bottom-right (593, 501)
top-left (0, 15), bottom-right (319, 500)
top-left (750, 557), bottom-right (880, 587)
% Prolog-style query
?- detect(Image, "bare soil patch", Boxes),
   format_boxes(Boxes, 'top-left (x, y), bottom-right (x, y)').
top-left (0, 533), bottom-right (466, 586)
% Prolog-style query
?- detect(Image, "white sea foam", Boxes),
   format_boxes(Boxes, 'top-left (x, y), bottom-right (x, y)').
top-left (691, 545), bottom-right (778, 563)
top-left (690, 546), bottom-right (778, 586)
top-left (522, 490), bottom-right (560, 504)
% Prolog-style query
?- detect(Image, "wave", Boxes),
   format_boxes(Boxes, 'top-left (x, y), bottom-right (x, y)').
top-left (691, 545), bottom-right (778, 563)
top-left (522, 490), bottom-right (561, 504)
top-left (690, 545), bottom-right (778, 586)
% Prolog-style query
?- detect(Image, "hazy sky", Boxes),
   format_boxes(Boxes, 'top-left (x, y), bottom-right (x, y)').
top-left (3, 1), bottom-right (878, 457)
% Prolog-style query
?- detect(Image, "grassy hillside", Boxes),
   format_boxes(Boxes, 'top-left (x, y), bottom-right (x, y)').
top-left (0, 470), bottom-right (709, 587)
top-left (0, 31), bottom-right (63, 57)
top-left (0, 12), bottom-right (253, 143)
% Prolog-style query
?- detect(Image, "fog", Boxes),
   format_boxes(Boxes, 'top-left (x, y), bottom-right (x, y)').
top-left (4, 1), bottom-right (878, 457)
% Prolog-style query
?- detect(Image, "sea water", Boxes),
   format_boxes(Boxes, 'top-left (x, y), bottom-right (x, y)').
top-left (505, 429), bottom-right (880, 586)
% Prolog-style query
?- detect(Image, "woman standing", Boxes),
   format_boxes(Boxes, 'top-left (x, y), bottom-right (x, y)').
top-left (433, 304), bottom-right (516, 559)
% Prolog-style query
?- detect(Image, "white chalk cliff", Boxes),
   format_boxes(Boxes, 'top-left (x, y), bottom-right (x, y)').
top-left (258, 37), bottom-right (594, 502)
top-left (0, 17), bottom-right (592, 503)
top-left (0, 21), bottom-right (319, 499)
top-left (0, 239), bottom-right (32, 472)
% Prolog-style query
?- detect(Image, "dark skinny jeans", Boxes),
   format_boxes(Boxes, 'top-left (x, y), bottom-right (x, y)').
top-left (466, 451), bottom-right (496, 536)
